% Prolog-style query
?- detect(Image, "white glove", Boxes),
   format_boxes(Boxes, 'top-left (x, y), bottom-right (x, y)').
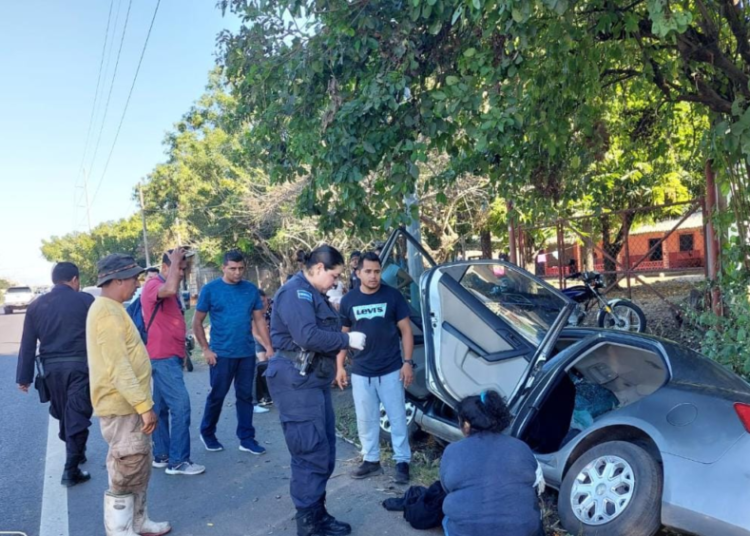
top-left (348, 331), bottom-right (367, 350)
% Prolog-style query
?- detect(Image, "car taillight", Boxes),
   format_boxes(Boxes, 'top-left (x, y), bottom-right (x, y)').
top-left (735, 403), bottom-right (750, 433)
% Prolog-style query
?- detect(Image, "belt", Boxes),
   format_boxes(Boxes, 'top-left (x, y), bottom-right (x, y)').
top-left (276, 350), bottom-right (316, 375)
top-left (43, 356), bottom-right (87, 364)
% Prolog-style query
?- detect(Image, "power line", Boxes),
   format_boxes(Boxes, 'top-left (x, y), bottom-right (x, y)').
top-left (85, 0), bottom-right (133, 184)
top-left (73, 0), bottom-right (115, 221)
top-left (90, 0), bottom-right (162, 206)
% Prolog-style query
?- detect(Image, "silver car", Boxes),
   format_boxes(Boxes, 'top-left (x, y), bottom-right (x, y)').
top-left (377, 229), bottom-right (750, 536)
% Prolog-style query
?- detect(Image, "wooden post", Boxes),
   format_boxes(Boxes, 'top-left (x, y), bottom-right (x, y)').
top-left (705, 160), bottom-right (722, 316)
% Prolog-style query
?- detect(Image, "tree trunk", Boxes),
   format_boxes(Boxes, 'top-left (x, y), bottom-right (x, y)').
top-left (601, 213), bottom-right (634, 287)
top-left (480, 229), bottom-right (492, 259)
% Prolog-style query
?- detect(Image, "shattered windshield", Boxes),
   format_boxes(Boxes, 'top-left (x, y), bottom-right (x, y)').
top-left (459, 264), bottom-right (567, 346)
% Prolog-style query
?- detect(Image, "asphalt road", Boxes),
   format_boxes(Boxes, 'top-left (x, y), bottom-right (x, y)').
top-left (0, 311), bottom-right (434, 536)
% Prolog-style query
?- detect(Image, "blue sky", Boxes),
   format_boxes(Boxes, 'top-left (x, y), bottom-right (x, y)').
top-left (0, 1), bottom-right (238, 285)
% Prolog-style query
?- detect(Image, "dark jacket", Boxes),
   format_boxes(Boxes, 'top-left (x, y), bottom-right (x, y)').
top-left (270, 272), bottom-right (349, 356)
top-left (16, 285), bottom-right (94, 385)
top-left (440, 432), bottom-right (543, 536)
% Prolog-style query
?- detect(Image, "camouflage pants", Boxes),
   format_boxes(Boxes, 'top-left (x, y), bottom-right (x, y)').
top-left (99, 413), bottom-right (152, 494)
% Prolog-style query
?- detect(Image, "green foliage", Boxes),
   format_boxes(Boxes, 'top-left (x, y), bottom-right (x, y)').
top-left (40, 216), bottom-right (164, 287)
top-left (698, 236), bottom-right (750, 379)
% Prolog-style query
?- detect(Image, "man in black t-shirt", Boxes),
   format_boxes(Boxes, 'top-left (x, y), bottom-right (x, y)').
top-left (336, 252), bottom-right (414, 484)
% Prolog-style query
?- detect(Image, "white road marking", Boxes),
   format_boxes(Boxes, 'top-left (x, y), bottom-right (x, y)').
top-left (39, 416), bottom-right (68, 536)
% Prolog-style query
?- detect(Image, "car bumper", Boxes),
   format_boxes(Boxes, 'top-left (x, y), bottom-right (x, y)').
top-left (662, 435), bottom-right (750, 536)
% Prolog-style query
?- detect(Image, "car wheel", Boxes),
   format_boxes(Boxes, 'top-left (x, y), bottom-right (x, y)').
top-left (379, 401), bottom-right (418, 443)
top-left (558, 441), bottom-right (662, 536)
top-left (4, 307), bottom-right (12, 314)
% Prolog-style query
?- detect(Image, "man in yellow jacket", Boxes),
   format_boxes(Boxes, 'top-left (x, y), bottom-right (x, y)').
top-left (87, 254), bottom-right (171, 536)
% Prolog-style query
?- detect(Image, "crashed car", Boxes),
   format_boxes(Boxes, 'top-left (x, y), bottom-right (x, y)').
top-left (376, 228), bottom-right (750, 536)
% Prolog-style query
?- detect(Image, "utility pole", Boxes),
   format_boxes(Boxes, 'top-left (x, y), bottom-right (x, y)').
top-left (138, 182), bottom-right (151, 266)
top-left (405, 192), bottom-right (422, 305)
top-left (83, 169), bottom-right (93, 232)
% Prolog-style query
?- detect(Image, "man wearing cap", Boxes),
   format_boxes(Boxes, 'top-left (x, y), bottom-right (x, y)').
top-left (17, 262), bottom-right (94, 487)
top-left (86, 254), bottom-right (170, 536)
top-left (141, 247), bottom-right (204, 475)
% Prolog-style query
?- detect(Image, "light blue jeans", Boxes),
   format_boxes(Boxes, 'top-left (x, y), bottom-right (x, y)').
top-left (351, 369), bottom-right (411, 464)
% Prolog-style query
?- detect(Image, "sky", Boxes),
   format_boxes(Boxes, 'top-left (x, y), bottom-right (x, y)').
top-left (0, 1), bottom-right (239, 285)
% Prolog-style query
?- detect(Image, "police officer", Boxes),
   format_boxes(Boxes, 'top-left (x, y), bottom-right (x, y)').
top-left (268, 246), bottom-right (367, 536)
top-left (16, 262), bottom-right (95, 487)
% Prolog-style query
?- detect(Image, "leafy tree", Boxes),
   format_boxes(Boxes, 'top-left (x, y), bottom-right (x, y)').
top-left (41, 215), bottom-right (162, 286)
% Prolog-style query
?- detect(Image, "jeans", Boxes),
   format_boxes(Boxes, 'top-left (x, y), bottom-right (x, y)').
top-left (151, 357), bottom-right (192, 468)
top-left (200, 357), bottom-right (256, 442)
top-left (351, 369), bottom-right (411, 464)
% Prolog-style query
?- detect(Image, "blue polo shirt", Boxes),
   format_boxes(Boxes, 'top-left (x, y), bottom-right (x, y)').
top-left (196, 278), bottom-right (263, 358)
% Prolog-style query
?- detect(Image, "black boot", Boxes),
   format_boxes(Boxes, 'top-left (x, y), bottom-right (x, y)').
top-left (317, 494), bottom-right (352, 536)
top-left (295, 508), bottom-right (324, 536)
top-left (61, 454), bottom-right (90, 487)
top-left (318, 509), bottom-right (351, 536)
top-left (61, 467), bottom-right (90, 487)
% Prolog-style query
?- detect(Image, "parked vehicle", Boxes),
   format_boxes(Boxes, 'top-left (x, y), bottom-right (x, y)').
top-left (377, 228), bottom-right (750, 536)
top-left (562, 270), bottom-right (647, 332)
top-left (4, 286), bottom-right (35, 314)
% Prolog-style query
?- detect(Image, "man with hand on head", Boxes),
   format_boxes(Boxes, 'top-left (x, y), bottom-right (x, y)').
top-left (142, 247), bottom-right (204, 475)
top-left (87, 254), bottom-right (170, 536)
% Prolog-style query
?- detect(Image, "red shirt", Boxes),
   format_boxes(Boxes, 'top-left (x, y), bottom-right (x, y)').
top-left (141, 276), bottom-right (186, 359)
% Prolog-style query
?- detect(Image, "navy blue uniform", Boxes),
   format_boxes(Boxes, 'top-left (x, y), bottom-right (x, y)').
top-left (268, 272), bottom-right (350, 511)
top-left (17, 284), bottom-right (95, 469)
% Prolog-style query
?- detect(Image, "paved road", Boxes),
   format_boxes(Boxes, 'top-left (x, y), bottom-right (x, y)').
top-left (0, 311), bottom-right (434, 536)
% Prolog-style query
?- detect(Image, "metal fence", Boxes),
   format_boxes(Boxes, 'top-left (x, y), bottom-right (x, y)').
top-left (517, 199), bottom-right (707, 335)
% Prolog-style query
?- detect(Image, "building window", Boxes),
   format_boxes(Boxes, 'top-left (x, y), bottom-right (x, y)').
top-left (679, 234), bottom-right (694, 252)
top-left (648, 239), bottom-right (663, 261)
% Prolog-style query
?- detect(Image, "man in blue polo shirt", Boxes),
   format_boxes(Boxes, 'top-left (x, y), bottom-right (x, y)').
top-left (336, 251), bottom-right (415, 484)
top-left (192, 249), bottom-right (274, 455)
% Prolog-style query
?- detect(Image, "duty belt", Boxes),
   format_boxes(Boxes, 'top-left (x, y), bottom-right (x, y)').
top-left (43, 356), bottom-right (87, 364)
top-left (276, 350), bottom-right (316, 376)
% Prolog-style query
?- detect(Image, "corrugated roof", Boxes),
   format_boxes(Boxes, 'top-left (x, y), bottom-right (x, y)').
top-left (629, 211), bottom-right (703, 235)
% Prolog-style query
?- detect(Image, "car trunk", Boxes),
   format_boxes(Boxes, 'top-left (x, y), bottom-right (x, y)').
top-left (519, 341), bottom-right (670, 454)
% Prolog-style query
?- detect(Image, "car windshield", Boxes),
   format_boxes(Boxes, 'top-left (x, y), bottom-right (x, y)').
top-left (458, 264), bottom-right (567, 346)
top-left (7, 287), bottom-right (32, 293)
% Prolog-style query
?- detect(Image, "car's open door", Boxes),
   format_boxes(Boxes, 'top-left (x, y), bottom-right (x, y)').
top-left (422, 261), bottom-right (574, 409)
top-left (379, 228), bottom-right (437, 399)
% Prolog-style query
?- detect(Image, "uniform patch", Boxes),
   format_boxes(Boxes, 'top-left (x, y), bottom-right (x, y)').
top-left (297, 290), bottom-right (313, 302)
top-left (352, 303), bottom-right (387, 320)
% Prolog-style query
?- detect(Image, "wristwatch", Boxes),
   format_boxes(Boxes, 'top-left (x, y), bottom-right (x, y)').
top-left (402, 359), bottom-right (415, 368)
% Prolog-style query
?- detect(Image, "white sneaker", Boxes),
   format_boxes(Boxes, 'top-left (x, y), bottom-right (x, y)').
top-left (152, 459), bottom-right (168, 469)
top-left (253, 405), bottom-right (270, 414)
top-left (165, 462), bottom-right (205, 476)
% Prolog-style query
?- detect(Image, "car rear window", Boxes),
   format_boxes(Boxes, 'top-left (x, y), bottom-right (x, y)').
top-left (7, 287), bottom-right (32, 293)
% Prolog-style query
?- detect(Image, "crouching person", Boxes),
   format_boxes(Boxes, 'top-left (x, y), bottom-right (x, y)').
top-left (440, 390), bottom-right (544, 536)
top-left (87, 254), bottom-right (170, 536)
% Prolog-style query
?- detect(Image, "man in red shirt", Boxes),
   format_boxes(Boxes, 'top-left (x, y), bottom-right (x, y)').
top-left (141, 247), bottom-right (205, 476)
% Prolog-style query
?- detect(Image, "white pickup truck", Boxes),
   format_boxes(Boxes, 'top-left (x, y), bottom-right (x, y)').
top-left (4, 286), bottom-right (35, 314)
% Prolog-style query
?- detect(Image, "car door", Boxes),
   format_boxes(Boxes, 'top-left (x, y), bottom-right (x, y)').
top-left (423, 260), bottom-right (574, 409)
top-left (379, 228), bottom-right (436, 399)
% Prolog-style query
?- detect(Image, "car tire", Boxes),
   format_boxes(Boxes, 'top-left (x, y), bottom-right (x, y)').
top-left (558, 441), bottom-right (662, 536)
top-left (4, 307), bottom-right (12, 315)
top-left (379, 401), bottom-right (418, 443)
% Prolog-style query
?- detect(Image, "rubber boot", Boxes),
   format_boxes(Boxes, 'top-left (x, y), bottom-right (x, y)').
top-left (295, 508), bottom-right (324, 536)
top-left (133, 490), bottom-right (171, 536)
top-left (104, 492), bottom-right (139, 536)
